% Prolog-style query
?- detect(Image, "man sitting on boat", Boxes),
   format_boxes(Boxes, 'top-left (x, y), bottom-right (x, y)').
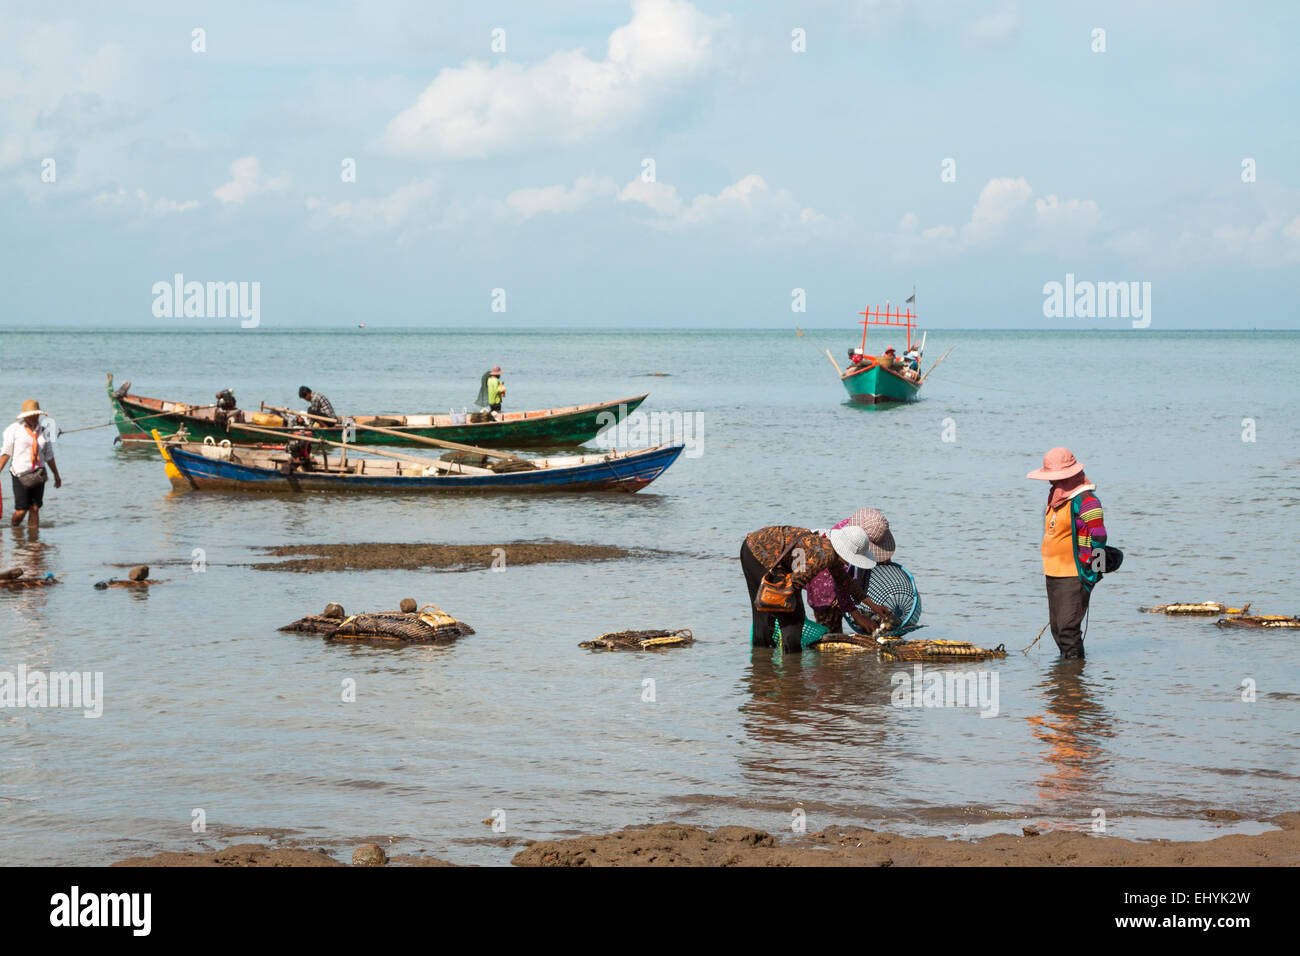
top-left (297, 386), bottom-right (337, 422)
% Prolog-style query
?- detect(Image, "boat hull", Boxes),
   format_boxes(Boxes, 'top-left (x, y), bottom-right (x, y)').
top-left (840, 363), bottom-right (920, 404)
top-left (161, 443), bottom-right (685, 494)
top-left (108, 376), bottom-right (647, 447)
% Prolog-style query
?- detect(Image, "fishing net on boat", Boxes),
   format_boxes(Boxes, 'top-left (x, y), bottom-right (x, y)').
top-left (847, 562), bottom-right (922, 638)
top-left (280, 605), bottom-right (474, 643)
top-left (580, 628), bottom-right (694, 651)
top-left (878, 639), bottom-right (1006, 662)
top-left (438, 451), bottom-right (538, 473)
top-left (1214, 615), bottom-right (1300, 629)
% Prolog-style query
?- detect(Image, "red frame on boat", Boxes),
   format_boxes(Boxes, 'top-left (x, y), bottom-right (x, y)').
top-left (858, 304), bottom-right (916, 354)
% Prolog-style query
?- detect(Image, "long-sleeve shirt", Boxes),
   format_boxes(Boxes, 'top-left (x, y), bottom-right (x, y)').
top-left (308, 394), bottom-right (336, 419)
top-left (1042, 488), bottom-right (1106, 576)
top-left (745, 526), bottom-right (869, 603)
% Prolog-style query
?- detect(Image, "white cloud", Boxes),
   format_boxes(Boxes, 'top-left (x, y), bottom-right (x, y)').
top-left (382, 0), bottom-right (722, 159)
top-left (1284, 216), bottom-right (1300, 241)
top-left (305, 179), bottom-right (437, 232)
top-left (962, 176), bottom-right (1032, 242)
top-left (214, 157), bottom-right (291, 204)
top-left (619, 172), bottom-right (823, 231)
top-left (967, 3), bottom-right (1021, 48)
top-left (94, 187), bottom-right (199, 217)
top-left (1035, 194), bottom-right (1101, 231)
top-left (506, 176), bottom-right (618, 218)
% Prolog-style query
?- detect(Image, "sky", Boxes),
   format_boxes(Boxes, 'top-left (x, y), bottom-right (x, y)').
top-left (2, 0), bottom-right (1298, 329)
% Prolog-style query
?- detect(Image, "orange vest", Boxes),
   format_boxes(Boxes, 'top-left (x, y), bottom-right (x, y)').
top-left (1042, 501), bottom-right (1075, 577)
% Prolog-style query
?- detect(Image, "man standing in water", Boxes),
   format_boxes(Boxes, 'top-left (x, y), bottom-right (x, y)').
top-left (0, 399), bottom-right (63, 529)
top-left (1027, 447), bottom-right (1107, 660)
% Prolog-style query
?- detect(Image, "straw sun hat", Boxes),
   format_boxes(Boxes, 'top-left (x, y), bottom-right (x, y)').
top-left (16, 399), bottom-right (43, 421)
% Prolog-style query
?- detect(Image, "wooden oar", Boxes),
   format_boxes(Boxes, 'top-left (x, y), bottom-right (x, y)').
top-left (920, 346), bottom-right (956, 384)
top-left (227, 422), bottom-right (497, 475)
top-left (259, 403), bottom-right (526, 463)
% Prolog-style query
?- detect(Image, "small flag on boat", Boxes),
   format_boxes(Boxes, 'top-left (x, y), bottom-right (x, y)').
top-left (905, 292), bottom-right (915, 304)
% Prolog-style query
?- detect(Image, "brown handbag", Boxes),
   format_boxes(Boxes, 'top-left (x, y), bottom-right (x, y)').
top-left (754, 541), bottom-right (800, 614)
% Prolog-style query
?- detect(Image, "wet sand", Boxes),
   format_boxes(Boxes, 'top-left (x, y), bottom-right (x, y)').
top-left (250, 540), bottom-right (651, 573)
top-left (512, 815), bottom-right (1300, 866)
top-left (111, 812), bottom-right (1299, 866)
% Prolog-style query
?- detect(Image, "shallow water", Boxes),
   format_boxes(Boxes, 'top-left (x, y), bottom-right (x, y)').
top-left (1, 327), bottom-right (1297, 864)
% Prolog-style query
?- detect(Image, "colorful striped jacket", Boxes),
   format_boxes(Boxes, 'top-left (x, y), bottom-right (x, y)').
top-left (1069, 490), bottom-right (1107, 589)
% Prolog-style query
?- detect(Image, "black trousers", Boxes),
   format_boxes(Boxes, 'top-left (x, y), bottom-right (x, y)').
top-left (741, 541), bottom-right (806, 653)
top-left (1046, 575), bottom-right (1090, 659)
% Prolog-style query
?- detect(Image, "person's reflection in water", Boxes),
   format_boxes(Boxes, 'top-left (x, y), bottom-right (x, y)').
top-left (1025, 660), bottom-right (1114, 807)
top-left (737, 648), bottom-right (895, 792)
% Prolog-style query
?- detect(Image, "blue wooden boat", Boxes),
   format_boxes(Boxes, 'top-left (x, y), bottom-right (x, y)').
top-left (152, 433), bottom-right (684, 494)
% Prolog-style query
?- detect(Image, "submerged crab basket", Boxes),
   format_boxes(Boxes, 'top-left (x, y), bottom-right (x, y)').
top-left (878, 639), bottom-right (1007, 662)
top-left (580, 628), bottom-right (694, 651)
top-left (1214, 615), bottom-right (1300, 629)
top-left (279, 605), bottom-right (474, 643)
top-left (0, 574), bottom-right (58, 590)
top-left (1140, 602), bottom-right (1251, 616)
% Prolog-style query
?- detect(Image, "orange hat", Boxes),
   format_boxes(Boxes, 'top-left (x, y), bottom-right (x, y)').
top-left (1027, 447), bottom-right (1084, 481)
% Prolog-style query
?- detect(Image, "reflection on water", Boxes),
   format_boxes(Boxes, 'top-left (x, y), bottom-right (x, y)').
top-left (1026, 661), bottom-right (1114, 803)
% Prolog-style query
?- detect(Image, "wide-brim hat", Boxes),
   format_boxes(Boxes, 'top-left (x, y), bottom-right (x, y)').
top-left (17, 399), bottom-right (42, 420)
top-left (491, 366), bottom-right (503, 374)
top-left (846, 507), bottom-right (896, 562)
top-left (1027, 446), bottom-right (1084, 481)
top-left (827, 525), bottom-right (877, 570)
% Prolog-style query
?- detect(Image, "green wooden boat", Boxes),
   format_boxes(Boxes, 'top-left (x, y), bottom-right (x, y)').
top-left (839, 302), bottom-right (925, 405)
top-left (107, 374), bottom-right (647, 448)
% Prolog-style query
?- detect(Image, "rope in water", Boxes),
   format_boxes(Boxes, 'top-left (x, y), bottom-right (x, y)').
top-left (57, 410), bottom-right (184, 435)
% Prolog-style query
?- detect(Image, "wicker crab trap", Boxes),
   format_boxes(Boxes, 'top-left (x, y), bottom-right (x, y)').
top-left (807, 632), bottom-right (1006, 662)
top-left (0, 570), bottom-right (57, 590)
top-left (579, 628), bottom-right (694, 651)
top-left (280, 604), bottom-right (474, 644)
top-left (1214, 615), bottom-right (1300, 630)
top-left (1139, 601), bottom-right (1251, 616)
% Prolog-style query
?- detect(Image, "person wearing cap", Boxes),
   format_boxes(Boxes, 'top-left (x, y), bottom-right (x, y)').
top-left (805, 509), bottom-right (918, 633)
top-left (1027, 447), bottom-right (1108, 660)
top-left (880, 347), bottom-right (901, 370)
top-left (741, 523), bottom-right (895, 653)
top-left (297, 386), bottom-right (336, 421)
top-left (0, 400), bottom-right (63, 528)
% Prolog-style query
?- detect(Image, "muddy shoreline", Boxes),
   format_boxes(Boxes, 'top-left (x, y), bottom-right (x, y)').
top-left (111, 812), bottom-right (1300, 866)
top-left (249, 540), bottom-right (655, 573)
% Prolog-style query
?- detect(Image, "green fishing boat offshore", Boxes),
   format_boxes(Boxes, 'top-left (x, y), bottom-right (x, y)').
top-left (107, 374), bottom-right (647, 448)
top-left (834, 295), bottom-right (951, 405)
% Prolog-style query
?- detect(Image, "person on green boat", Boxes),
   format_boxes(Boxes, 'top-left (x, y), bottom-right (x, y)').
top-left (297, 386), bottom-right (336, 421)
top-left (475, 366), bottom-right (506, 419)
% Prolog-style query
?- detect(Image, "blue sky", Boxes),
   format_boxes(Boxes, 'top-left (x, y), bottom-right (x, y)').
top-left (2, 0), bottom-right (1298, 328)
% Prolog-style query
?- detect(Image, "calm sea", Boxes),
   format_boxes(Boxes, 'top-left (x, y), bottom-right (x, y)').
top-left (1, 327), bottom-right (1297, 864)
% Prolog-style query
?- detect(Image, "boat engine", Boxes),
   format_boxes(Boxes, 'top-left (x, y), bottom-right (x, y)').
top-left (214, 388), bottom-right (239, 429)
top-left (285, 438), bottom-right (316, 471)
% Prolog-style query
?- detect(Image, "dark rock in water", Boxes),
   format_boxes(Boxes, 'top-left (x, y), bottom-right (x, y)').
top-left (94, 580), bottom-right (113, 590)
top-left (1022, 826), bottom-right (1041, 837)
top-left (351, 844), bottom-right (388, 866)
top-left (0, 567), bottom-right (24, 580)
top-left (128, 565), bottom-right (150, 582)
top-left (322, 603), bottom-right (345, 619)
top-left (399, 598), bottom-right (417, 613)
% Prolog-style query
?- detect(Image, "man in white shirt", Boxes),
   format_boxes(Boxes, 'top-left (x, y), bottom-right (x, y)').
top-left (0, 399), bottom-right (63, 528)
